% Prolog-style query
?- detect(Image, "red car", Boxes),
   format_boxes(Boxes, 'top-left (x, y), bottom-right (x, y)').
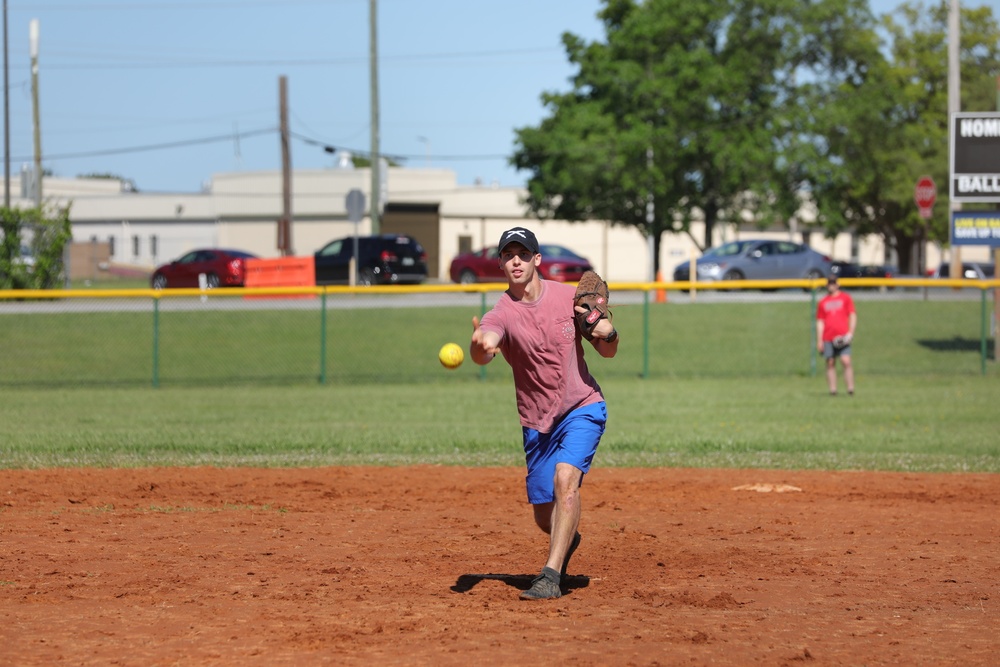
top-left (150, 248), bottom-right (258, 289)
top-left (449, 244), bottom-right (594, 284)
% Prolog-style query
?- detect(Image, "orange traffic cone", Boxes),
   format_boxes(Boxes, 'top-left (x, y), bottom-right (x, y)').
top-left (655, 270), bottom-right (667, 303)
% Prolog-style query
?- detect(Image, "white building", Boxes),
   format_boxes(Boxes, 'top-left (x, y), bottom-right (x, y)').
top-left (10, 166), bottom-right (982, 282)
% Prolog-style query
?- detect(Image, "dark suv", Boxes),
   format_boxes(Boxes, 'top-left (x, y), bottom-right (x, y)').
top-left (314, 234), bottom-right (428, 286)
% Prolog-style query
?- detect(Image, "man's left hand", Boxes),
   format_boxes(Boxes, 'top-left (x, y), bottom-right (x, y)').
top-left (578, 313), bottom-right (614, 341)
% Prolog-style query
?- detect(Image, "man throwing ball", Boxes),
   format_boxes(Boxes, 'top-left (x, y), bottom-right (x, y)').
top-left (470, 227), bottom-right (619, 600)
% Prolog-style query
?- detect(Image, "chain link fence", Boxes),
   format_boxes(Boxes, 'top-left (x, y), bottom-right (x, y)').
top-left (0, 280), bottom-right (995, 388)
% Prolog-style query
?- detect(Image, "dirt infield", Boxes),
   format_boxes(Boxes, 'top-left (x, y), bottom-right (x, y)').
top-left (2, 466), bottom-right (998, 666)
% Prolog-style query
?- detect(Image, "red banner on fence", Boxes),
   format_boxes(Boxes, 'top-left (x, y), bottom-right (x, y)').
top-left (244, 256), bottom-right (316, 299)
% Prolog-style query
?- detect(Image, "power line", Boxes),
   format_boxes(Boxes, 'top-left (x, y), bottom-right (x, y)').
top-left (289, 131), bottom-right (508, 163)
top-left (12, 126), bottom-right (274, 163)
top-left (9, 47), bottom-right (561, 71)
top-left (9, 126), bottom-right (508, 165)
top-left (16, 0), bottom-right (349, 11)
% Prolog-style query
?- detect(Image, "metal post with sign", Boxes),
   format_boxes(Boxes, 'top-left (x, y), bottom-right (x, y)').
top-left (949, 113), bottom-right (1000, 203)
top-left (914, 176), bottom-right (937, 220)
top-left (914, 176), bottom-right (936, 275)
top-left (345, 188), bottom-right (365, 287)
top-left (949, 111), bottom-right (1000, 359)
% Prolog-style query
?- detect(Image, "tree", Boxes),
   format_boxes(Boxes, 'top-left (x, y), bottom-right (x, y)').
top-left (0, 206), bottom-right (73, 290)
top-left (511, 0), bottom-right (878, 273)
top-left (802, 1), bottom-right (1000, 274)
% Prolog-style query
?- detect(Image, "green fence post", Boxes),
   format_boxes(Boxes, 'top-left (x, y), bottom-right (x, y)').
top-left (982, 288), bottom-right (988, 376)
top-left (152, 296), bottom-right (160, 388)
top-left (319, 290), bottom-right (328, 384)
top-left (642, 288), bottom-right (650, 379)
top-left (809, 287), bottom-right (817, 376)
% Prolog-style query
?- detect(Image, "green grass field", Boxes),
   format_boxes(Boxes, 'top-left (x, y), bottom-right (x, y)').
top-left (0, 296), bottom-right (994, 386)
top-left (1, 294), bottom-right (997, 472)
top-left (1, 374), bottom-right (997, 472)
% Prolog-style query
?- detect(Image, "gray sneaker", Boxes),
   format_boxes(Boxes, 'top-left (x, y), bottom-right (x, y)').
top-left (561, 532), bottom-right (581, 578)
top-left (520, 567), bottom-right (562, 600)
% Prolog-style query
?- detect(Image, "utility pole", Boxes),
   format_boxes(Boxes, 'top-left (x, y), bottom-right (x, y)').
top-left (278, 76), bottom-right (293, 255)
top-left (30, 19), bottom-right (41, 208)
top-left (948, 0), bottom-right (961, 280)
top-left (3, 0), bottom-right (10, 208)
top-left (368, 0), bottom-right (381, 235)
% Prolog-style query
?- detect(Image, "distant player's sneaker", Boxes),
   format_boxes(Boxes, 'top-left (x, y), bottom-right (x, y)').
top-left (520, 567), bottom-right (562, 600)
top-left (561, 532), bottom-right (581, 578)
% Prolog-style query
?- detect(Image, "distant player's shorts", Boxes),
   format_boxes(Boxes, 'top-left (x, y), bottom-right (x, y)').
top-left (522, 401), bottom-right (607, 505)
top-left (822, 341), bottom-right (852, 359)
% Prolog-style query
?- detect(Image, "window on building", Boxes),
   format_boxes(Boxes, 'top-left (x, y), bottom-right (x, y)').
top-left (150, 235), bottom-right (158, 261)
top-left (108, 236), bottom-right (116, 256)
top-left (132, 235), bottom-right (140, 257)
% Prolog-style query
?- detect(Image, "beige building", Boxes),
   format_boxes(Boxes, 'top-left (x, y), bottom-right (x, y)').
top-left (13, 166), bottom-right (983, 282)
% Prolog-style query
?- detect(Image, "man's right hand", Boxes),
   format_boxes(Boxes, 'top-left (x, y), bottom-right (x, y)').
top-left (470, 316), bottom-right (500, 364)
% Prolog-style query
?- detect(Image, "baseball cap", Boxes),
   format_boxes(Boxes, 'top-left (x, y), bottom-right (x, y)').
top-left (497, 227), bottom-right (539, 255)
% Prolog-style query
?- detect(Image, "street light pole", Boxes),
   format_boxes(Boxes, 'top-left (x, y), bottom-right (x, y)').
top-left (30, 19), bottom-right (41, 208)
top-left (368, 0), bottom-right (381, 235)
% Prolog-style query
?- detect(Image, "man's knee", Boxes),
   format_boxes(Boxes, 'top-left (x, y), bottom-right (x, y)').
top-left (553, 464), bottom-right (582, 499)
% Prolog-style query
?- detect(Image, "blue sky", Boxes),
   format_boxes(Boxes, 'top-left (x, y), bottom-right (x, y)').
top-left (3, 0), bottom-right (998, 194)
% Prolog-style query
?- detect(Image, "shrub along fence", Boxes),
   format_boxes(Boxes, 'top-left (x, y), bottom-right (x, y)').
top-left (0, 278), bottom-right (995, 388)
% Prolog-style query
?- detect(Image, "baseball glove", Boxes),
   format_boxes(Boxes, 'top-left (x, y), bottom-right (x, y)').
top-left (573, 270), bottom-right (611, 339)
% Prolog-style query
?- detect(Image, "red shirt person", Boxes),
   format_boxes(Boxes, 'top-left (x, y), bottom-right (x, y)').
top-left (816, 276), bottom-right (857, 396)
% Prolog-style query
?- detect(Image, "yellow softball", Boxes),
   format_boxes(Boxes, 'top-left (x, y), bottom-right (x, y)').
top-left (438, 342), bottom-right (464, 370)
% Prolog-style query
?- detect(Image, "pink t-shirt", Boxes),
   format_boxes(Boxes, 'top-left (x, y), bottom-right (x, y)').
top-left (817, 291), bottom-right (855, 341)
top-left (479, 280), bottom-right (603, 433)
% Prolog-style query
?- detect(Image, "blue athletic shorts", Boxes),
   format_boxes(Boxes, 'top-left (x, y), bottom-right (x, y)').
top-left (522, 401), bottom-right (607, 505)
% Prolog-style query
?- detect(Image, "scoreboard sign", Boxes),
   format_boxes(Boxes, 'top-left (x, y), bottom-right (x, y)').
top-left (950, 112), bottom-right (1000, 203)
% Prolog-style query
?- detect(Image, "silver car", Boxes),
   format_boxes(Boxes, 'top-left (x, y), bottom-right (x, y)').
top-left (672, 239), bottom-right (833, 283)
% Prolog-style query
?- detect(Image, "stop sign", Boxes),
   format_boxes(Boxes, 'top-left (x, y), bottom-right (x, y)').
top-left (914, 176), bottom-right (937, 218)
